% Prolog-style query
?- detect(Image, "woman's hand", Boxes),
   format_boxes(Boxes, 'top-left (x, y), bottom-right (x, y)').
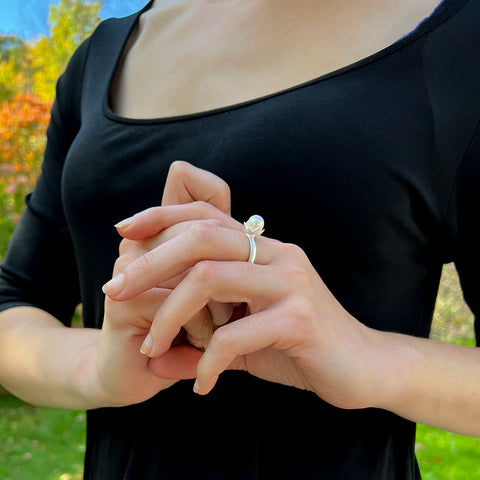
top-left (93, 248), bottom-right (205, 406)
top-left (115, 205), bottom-right (242, 349)
top-left (92, 161), bottom-right (232, 406)
top-left (103, 204), bottom-right (385, 410)
top-left (115, 161), bottom-right (237, 348)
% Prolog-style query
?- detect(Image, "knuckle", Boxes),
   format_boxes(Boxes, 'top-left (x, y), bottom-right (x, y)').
top-left (189, 260), bottom-right (220, 284)
top-left (188, 220), bottom-right (219, 243)
top-left (276, 243), bottom-right (313, 286)
top-left (191, 201), bottom-right (226, 223)
top-left (282, 242), bottom-right (308, 262)
top-left (204, 217), bottom-right (223, 228)
top-left (285, 264), bottom-right (313, 290)
top-left (213, 179), bottom-right (231, 202)
top-left (283, 295), bottom-right (315, 324)
top-left (113, 252), bottom-right (138, 273)
top-left (169, 160), bottom-right (189, 178)
top-left (118, 238), bottom-right (132, 256)
top-left (192, 200), bottom-right (214, 216)
top-left (118, 241), bottom-right (127, 256)
top-left (137, 237), bottom-right (156, 253)
top-left (212, 325), bottom-right (236, 352)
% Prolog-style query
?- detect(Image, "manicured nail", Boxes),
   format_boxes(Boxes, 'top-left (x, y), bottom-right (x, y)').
top-left (114, 216), bottom-right (134, 229)
top-left (140, 333), bottom-right (152, 356)
top-left (193, 379), bottom-right (200, 394)
top-left (102, 273), bottom-right (126, 297)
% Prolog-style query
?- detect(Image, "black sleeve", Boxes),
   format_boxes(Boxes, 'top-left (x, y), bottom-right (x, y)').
top-left (448, 121), bottom-right (480, 345)
top-left (0, 38), bottom-right (91, 326)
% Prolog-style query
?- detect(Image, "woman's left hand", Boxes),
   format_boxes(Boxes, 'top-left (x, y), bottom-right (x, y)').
top-left (103, 205), bottom-right (385, 410)
top-left (115, 161), bottom-right (236, 349)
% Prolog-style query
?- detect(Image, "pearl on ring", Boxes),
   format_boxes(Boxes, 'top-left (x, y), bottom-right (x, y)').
top-left (244, 215), bottom-right (264, 263)
top-left (244, 215), bottom-right (265, 237)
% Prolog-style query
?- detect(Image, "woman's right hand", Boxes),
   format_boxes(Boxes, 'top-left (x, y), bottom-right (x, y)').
top-left (91, 249), bottom-right (203, 407)
top-left (89, 161), bottom-right (232, 407)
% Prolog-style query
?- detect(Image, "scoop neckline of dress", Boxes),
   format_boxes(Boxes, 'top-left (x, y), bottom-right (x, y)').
top-left (103, 0), bottom-right (468, 125)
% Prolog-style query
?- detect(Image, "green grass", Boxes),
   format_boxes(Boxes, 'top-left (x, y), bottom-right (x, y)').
top-left (0, 264), bottom-right (478, 479)
top-left (0, 394), bottom-right (85, 480)
top-left (2, 394), bottom-right (479, 480)
top-left (415, 263), bottom-right (480, 478)
top-left (416, 424), bottom-right (480, 479)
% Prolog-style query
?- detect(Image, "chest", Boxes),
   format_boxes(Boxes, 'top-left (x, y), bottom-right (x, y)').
top-left (66, 62), bottom-right (447, 263)
top-left (110, 0), bottom-right (443, 120)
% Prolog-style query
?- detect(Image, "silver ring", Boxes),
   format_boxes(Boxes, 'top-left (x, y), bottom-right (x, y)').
top-left (246, 234), bottom-right (257, 263)
top-left (244, 215), bottom-right (264, 264)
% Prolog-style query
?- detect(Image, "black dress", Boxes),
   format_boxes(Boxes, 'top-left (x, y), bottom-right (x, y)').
top-left (1, 0), bottom-right (479, 477)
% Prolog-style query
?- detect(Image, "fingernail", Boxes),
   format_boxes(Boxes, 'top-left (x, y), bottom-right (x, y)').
top-left (140, 333), bottom-right (152, 356)
top-left (193, 379), bottom-right (200, 394)
top-left (102, 273), bottom-right (126, 297)
top-left (114, 216), bottom-right (134, 229)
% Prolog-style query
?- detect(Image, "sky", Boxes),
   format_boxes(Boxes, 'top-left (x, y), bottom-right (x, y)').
top-left (0, 0), bottom-right (148, 40)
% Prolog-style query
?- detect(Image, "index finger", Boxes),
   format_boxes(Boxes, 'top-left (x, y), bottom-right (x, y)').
top-left (102, 223), bottom-right (272, 301)
top-left (115, 202), bottom-right (240, 241)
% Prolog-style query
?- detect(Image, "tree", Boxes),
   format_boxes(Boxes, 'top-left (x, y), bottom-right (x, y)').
top-left (0, 92), bottom-right (51, 256)
top-left (0, 1), bottom-right (104, 259)
top-left (0, 35), bottom-right (33, 103)
top-left (31, 0), bottom-right (101, 101)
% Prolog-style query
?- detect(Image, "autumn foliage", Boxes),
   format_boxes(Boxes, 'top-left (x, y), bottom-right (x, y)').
top-left (0, 0), bottom-right (101, 258)
top-left (0, 92), bottom-right (51, 207)
top-left (0, 93), bottom-right (51, 254)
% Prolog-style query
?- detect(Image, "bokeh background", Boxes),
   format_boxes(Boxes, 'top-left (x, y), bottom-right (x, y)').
top-left (0, 1), bottom-right (478, 478)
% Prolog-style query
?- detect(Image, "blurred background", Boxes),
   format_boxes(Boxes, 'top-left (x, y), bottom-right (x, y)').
top-left (0, 1), bottom-right (478, 478)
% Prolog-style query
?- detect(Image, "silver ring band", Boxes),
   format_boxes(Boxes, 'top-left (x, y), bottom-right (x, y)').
top-left (246, 234), bottom-right (257, 263)
top-left (244, 215), bottom-right (264, 264)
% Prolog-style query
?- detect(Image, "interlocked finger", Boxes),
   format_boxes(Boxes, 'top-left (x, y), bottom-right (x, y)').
top-left (162, 161), bottom-right (231, 214)
top-left (143, 261), bottom-right (286, 357)
top-left (103, 223), bottom-right (275, 301)
top-left (194, 310), bottom-right (286, 395)
top-left (116, 202), bottom-right (240, 241)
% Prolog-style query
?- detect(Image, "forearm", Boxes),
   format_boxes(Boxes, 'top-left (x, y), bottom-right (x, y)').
top-left (371, 329), bottom-right (480, 436)
top-left (0, 306), bottom-right (102, 410)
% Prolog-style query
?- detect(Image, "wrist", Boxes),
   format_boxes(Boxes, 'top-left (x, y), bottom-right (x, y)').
top-left (70, 330), bottom-right (114, 409)
top-left (358, 326), bottom-right (421, 412)
top-left (364, 327), bottom-right (436, 420)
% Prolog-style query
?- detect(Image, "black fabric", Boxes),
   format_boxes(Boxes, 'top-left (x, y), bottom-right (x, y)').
top-left (1, 0), bottom-right (480, 477)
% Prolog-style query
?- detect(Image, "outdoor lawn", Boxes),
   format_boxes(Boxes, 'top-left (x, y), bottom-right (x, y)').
top-left (0, 265), bottom-right (479, 479)
top-left (0, 394), bottom-right (85, 480)
top-left (1, 397), bottom-right (479, 480)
